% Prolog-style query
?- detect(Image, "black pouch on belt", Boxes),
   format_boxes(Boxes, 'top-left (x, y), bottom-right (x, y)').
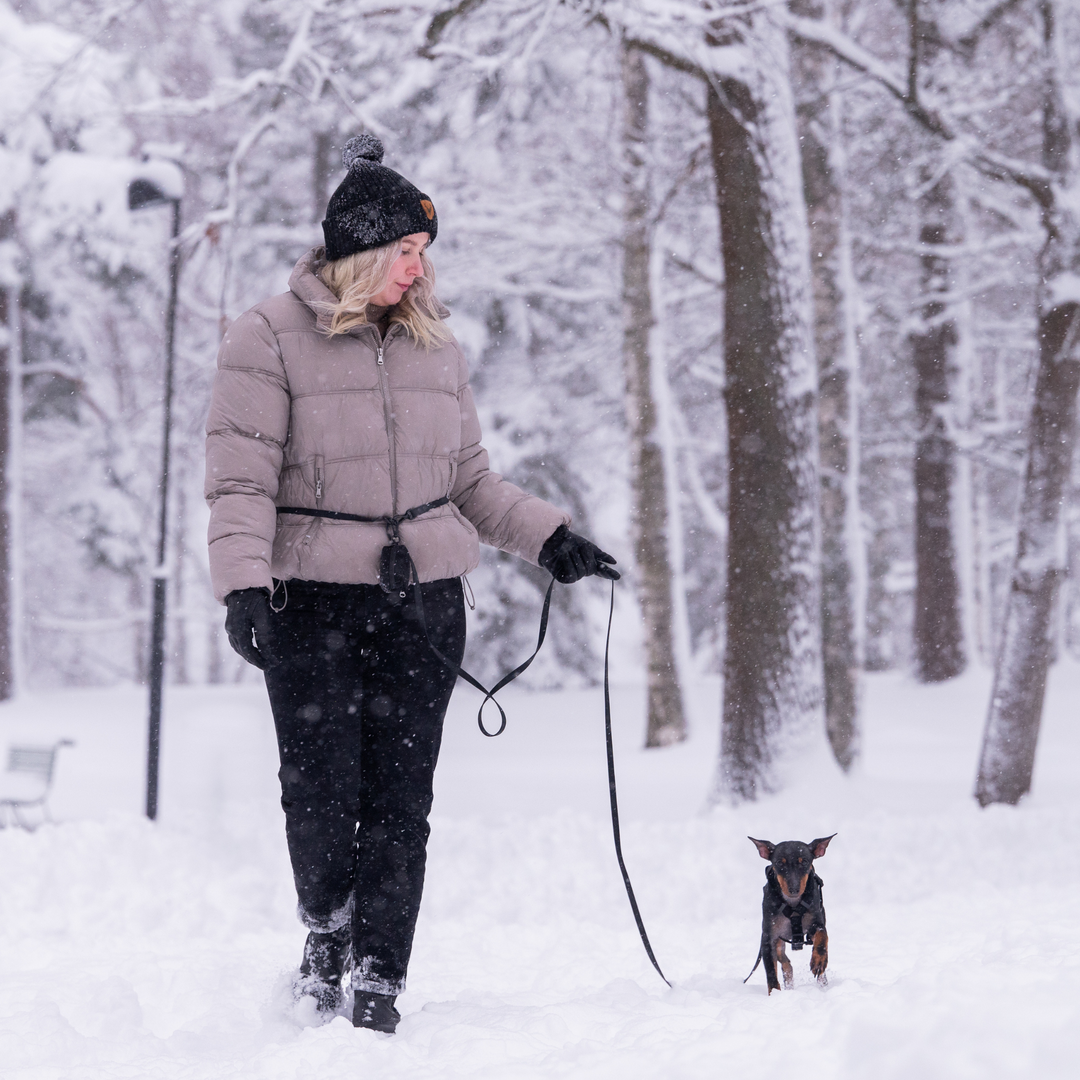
top-left (379, 540), bottom-right (413, 598)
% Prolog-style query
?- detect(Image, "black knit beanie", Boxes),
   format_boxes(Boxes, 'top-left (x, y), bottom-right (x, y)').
top-left (321, 135), bottom-right (438, 261)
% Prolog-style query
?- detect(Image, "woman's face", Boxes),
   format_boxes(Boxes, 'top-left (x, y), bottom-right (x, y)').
top-left (370, 232), bottom-right (430, 308)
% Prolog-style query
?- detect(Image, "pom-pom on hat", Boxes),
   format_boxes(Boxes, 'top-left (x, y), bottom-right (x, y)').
top-left (321, 134), bottom-right (438, 261)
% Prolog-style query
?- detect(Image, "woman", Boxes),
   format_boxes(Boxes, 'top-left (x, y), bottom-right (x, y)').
top-left (204, 134), bottom-right (617, 1033)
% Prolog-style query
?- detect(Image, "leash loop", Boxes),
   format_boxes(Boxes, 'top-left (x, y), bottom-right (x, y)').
top-left (409, 556), bottom-right (554, 737)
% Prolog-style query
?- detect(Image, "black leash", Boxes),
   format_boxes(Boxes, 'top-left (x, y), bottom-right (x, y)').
top-left (600, 579), bottom-right (673, 988)
top-left (421, 571), bottom-right (671, 987)
top-left (277, 500), bottom-right (671, 986)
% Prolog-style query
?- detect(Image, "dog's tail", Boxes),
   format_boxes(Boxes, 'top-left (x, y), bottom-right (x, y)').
top-left (743, 947), bottom-right (763, 984)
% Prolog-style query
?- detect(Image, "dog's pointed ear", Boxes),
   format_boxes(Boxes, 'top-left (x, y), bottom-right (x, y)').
top-left (748, 836), bottom-right (774, 860)
top-left (808, 834), bottom-right (836, 859)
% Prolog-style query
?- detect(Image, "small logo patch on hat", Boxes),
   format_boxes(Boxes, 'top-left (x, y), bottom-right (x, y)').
top-left (420, 199), bottom-right (435, 220)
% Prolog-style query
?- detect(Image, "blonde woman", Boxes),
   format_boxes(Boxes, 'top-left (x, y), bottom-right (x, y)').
top-left (204, 135), bottom-right (617, 1033)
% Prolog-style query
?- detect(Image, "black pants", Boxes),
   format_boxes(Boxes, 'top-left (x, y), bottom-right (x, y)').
top-left (264, 577), bottom-right (466, 996)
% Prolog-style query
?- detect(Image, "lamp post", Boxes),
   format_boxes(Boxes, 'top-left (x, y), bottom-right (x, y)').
top-left (128, 170), bottom-right (182, 821)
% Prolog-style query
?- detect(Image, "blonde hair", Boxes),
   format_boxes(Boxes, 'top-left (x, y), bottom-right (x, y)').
top-left (318, 240), bottom-right (450, 348)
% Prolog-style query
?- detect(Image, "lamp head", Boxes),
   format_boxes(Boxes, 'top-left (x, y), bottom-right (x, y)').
top-left (128, 177), bottom-right (175, 211)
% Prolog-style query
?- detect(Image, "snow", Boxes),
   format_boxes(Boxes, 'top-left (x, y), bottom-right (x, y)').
top-left (2, 664), bottom-right (1079, 1079)
top-left (1048, 271), bottom-right (1080, 308)
top-left (132, 158), bottom-right (186, 202)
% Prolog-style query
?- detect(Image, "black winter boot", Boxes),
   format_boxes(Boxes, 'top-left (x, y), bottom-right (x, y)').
top-left (294, 926), bottom-right (350, 1013)
top-left (352, 991), bottom-right (400, 1033)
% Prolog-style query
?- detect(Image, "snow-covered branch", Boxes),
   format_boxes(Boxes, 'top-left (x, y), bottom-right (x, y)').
top-left (128, 1), bottom-right (320, 116)
top-left (780, 9), bottom-right (1055, 207)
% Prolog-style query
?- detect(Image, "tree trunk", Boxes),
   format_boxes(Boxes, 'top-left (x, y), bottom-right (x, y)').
top-left (707, 17), bottom-right (824, 801)
top-left (974, 302), bottom-right (1080, 805)
top-left (313, 131), bottom-right (334, 223)
top-left (912, 174), bottom-right (966, 682)
top-left (621, 42), bottom-right (686, 748)
top-left (975, 0), bottom-right (1080, 806)
top-left (792, 0), bottom-right (863, 770)
top-left (0, 209), bottom-right (15, 699)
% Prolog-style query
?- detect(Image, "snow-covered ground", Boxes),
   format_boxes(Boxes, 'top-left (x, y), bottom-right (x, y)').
top-left (2, 661), bottom-right (1079, 1079)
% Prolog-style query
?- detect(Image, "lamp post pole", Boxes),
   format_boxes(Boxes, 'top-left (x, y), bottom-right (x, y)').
top-left (128, 176), bottom-right (182, 821)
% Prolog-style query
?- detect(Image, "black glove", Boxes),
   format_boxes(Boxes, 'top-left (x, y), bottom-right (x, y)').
top-left (225, 587), bottom-right (279, 669)
top-left (538, 524), bottom-right (620, 584)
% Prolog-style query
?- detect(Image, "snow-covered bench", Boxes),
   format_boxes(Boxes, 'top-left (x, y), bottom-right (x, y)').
top-left (0, 739), bottom-right (75, 830)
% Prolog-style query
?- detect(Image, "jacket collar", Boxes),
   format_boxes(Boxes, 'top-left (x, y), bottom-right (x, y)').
top-left (289, 248), bottom-right (339, 334)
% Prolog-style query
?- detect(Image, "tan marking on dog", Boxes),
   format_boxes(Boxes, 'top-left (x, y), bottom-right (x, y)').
top-left (774, 937), bottom-right (794, 988)
top-left (810, 927), bottom-right (828, 980)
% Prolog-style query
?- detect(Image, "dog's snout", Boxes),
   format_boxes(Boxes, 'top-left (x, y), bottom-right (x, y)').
top-left (779, 872), bottom-right (809, 901)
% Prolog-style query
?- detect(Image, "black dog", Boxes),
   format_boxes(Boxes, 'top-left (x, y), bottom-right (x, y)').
top-left (744, 835), bottom-right (835, 993)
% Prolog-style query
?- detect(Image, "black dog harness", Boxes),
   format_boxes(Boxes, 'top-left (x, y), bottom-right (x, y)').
top-left (771, 865), bottom-right (824, 950)
top-left (764, 864), bottom-right (820, 950)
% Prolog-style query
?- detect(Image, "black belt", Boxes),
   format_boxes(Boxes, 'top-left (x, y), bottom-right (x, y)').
top-left (276, 496), bottom-right (450, 542)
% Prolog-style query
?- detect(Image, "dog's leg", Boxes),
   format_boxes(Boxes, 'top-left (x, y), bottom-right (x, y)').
top-left (763, 933), bottom-right (781, 994)
top-left (810, 928), bottom-right (828, 983)
top-left (775, 938), bottom-right (794, 989)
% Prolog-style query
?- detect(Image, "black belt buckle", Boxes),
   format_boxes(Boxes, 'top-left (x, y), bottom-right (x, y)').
top-left (379, 540), bottom-right (412, 600)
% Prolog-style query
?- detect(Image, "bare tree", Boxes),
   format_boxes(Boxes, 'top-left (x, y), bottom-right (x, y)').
top-left (791, 0), bottom-right (863, 769)
top-left (621, 41), bottom-right (687, 748)
top-left (0, 211), bottom-right (14, 699)
top-left (784, 0), bottom-right (1080, 803)
top-left (618, 8), bottom-right (825, 798)
top-left (906, 4), bottom-right (968, 683)
top-left (705, 18), bottom-right (823, 800)
top-left (912, 172), bottom-right (966, 682)
top-left (976, 0), bottom-right (1080, 806)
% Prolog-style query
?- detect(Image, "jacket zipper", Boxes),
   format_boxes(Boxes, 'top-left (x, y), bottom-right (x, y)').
top-left (314, 455), bottom-right (324, 502)
top-left (375, 334), bottom-right (400, 517)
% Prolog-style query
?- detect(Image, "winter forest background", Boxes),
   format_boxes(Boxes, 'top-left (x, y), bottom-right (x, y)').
top-left (2, 0), bottom-right (1079, 808)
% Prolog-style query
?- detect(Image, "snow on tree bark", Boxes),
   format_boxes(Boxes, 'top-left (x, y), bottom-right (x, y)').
top-left (705, 16), bottom-right (824, 801)
top-left (792, 0), bottom-right (862, 770)
top-left (975, 301), bottom-right (1080, 805)
top-left (976, 0), bottom-right (1080, 806)
top-left (0, 218), bottom-right (12, 700)
top-left (620, 43), bottom-right (686, 749)
top-left (912, 174), bottom-right (966, 683)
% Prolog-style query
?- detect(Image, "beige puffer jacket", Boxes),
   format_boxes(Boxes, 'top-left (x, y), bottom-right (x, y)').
top-left (204, 249), bottom-right (570, 602)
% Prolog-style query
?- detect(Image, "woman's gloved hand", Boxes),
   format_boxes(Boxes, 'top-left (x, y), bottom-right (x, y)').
top-left (539, 524), bottom-right (620, 584)
top-left (225, 587), bottom-right (279, 669)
